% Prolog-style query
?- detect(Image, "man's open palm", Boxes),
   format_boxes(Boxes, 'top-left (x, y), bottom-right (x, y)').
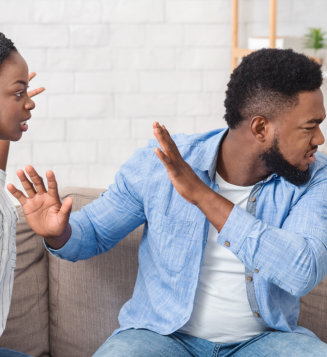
top-left (7, 166), bottom-right (72, 238)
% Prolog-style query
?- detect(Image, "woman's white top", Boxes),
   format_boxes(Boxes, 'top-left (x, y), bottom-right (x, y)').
top-left (180, 173), bottom-right (269, 343)
top-left (0, 169), bottom-right (17, 336)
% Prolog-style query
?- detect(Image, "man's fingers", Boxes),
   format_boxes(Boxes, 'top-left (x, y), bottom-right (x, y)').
top-left (17, 169), bottom-right (37, 197)
top-left (60, 196), bottom-right (73, 217)
top-left (153, 122), bottom-right (180, 158)
top-left (28, 87), bottom-right (45, 98)
top-left (25, 165), bottom-right (47, 194)
top-left (154, 147), bottom-right (172, 167)
top-left (7, 183), bottom-right (27, 205)
top-left (45, 170), bottom-right (60, 199)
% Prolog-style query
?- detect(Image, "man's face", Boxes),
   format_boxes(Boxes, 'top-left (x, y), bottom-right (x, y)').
top-left (0, 51), bottom-right (35, 141)
top-left (261, 89), bottom-right (326, 185)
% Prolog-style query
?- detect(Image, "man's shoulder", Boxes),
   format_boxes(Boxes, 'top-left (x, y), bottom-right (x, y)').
top-left (311, 151), bottom-right (327, 178)
top-left (315, 151), bottom-right (327, 166)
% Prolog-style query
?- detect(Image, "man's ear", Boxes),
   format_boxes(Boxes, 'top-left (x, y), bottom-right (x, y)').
top-left (250, 116), bottom-right (270, 142)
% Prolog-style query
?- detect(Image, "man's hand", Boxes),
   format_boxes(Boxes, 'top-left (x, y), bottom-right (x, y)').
top-left (28, 72), bottom-right (45, 98)
top-left (153, 121), bottom-right (210, 205)
top-left (153, 122), bottom-right (234, 231)
top-left (7, 166), bottom-right (72, 245)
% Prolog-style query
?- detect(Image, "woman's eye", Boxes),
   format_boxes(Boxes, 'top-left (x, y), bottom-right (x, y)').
top-left (305, 127), bottom-right (315, 130)
top-left (15, 91), bottom-right (24, 98)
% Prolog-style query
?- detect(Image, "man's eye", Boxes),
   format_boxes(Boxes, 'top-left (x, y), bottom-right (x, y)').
top-left (305, 127), bottom-right (315, 130)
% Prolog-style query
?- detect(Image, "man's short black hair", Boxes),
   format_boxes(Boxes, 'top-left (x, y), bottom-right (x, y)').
top-left (0, 32), bottom-right (16, 66)
top-left (224, 48), bottom-right (323, 129)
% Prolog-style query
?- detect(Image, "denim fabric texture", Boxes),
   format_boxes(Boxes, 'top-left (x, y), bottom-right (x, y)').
top-left (0, 348), bottom-right (31, 357)
top-left (92, 329), bottom-right (327, 357)
top-left (48, 128), bottom-right (327, 338)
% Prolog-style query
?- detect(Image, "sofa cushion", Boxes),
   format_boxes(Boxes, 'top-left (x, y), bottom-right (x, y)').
top-left (299, 275), bottom-right (327, 342)
top-left (0, 205), bottom-right (49, 357)
top-left (49, 187), bottom-right (142, 357)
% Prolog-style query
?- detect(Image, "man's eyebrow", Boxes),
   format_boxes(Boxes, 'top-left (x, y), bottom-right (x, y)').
top-left (305, 117), bottom-right (325, 124)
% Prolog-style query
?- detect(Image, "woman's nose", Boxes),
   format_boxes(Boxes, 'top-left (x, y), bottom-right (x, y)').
top-left (25, 97), bottom-right (35, 111)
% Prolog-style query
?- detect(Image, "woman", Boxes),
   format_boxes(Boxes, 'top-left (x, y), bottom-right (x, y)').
top-left (0, 32), bottom-right (44, 357)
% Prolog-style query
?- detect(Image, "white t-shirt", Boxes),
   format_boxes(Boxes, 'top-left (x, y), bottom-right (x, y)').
top-left (180, 173), bottom-right (269, 343)
top-left (0, 169), bottom-right (17, 336)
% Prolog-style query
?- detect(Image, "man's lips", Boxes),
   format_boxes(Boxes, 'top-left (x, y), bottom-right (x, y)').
top-left (305, 148), bottom-right (318, 157)
top-left (305, 147), bottom-right (318, 164)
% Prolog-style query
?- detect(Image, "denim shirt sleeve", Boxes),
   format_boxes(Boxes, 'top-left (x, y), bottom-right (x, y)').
top-left (46, 146), bottom-right (151, 261)
top-left (218, 173), bottom-right (327, 298)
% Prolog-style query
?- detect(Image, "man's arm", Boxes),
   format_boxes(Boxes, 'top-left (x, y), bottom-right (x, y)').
top-left (153, 121), bottom-right (234, 231)
top-left (9, 146), bottom-right (148, 260)
top-left (153, 122), bottom-right (327, 297)
top-left (7, 166), bottom-right (73, 249)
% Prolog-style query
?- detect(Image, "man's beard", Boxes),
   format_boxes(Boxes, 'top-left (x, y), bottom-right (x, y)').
top-left (260, 137), bottom-right (311, 186)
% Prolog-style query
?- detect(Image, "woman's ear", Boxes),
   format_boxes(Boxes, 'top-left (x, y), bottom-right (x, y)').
top-left (250, 116), bottom-right (270, 142)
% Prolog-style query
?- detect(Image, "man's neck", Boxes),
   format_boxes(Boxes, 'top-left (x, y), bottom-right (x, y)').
top-left (217, 129), bottom-right (270, 186)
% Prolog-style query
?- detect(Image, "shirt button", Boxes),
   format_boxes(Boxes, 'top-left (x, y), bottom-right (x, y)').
top-left (247, 276), bottom-right (253, 282)
top-left (249, 197), bottom-right (256, 202)
top-left (254, 269), bottom-right (259, 273)
top-left (254, 312), bottom-right (260, 318)
top-left (224, 241), bottom-right (230, 247)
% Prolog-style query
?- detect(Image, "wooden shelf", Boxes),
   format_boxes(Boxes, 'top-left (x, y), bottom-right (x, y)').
top-left (231, 0), bottom-right (277, 70)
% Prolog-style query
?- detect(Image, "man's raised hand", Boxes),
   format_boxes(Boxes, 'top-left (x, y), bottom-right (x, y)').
top-left (7, 166), bottom-right (72, 240)
top-left (153, 121), bottom-right (209, 206)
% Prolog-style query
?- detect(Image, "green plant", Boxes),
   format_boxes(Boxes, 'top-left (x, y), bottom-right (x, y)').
top-left (304, 27), bottom-right (326, 55)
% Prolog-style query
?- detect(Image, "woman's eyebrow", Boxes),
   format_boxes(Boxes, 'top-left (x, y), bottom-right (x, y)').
top-left (11, 80), bottom-right (28, 86)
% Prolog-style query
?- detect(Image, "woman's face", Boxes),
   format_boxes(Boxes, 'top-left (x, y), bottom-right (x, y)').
top-left (0, 51), bottom-right (35, 141)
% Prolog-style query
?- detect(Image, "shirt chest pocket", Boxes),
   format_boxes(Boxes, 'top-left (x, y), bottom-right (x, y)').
top-left (148, 213), bottom-right (196, 273)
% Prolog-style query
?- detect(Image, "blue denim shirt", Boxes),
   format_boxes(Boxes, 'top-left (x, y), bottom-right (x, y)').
top-left (48, 128), bottom-right (327, 338)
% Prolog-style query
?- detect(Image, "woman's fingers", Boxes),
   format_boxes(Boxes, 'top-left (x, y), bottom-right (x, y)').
top-left (28, 72), bottom-right (36, 81)
top-left (28, 86), bottom-right (45, 98)
top-left (27, 72), bottom-right (45, 98)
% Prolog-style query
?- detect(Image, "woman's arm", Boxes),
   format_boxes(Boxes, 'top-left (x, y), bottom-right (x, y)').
top-left (0, 140), bottom-right (9, 171)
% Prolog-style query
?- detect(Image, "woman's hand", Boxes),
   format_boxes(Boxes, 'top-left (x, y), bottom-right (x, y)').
top-left (27, 72), bottom-right (45, 98)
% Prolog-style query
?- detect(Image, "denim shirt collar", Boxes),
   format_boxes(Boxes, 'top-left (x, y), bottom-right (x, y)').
top-left (187, 128), bottom-right (228, 181)
top-left (187, 127), bottom-right (280, 186)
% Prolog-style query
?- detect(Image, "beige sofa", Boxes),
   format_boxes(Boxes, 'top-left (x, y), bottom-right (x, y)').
top-left (0, 186), bottom-right (326, 357)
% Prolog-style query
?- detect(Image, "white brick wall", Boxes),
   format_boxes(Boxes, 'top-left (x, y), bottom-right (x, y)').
top-left (1, 0), bottom-right (327, 194)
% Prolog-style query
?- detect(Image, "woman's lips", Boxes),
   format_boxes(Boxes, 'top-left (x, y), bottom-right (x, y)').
top-left (20, 117), bottom-right (30, 132)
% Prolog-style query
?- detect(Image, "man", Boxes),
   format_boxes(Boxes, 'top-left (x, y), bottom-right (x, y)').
top-left (8, 49), bottom-right (327, 356)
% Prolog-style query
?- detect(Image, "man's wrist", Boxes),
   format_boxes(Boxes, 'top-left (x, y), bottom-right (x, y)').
top-left (44, 224), bottom-right (72, 250)
top-left (194, 183), bottom-right (215, 207)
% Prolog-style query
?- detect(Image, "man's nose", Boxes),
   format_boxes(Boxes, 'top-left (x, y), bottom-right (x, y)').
top-left (313, 126), bottom-right (325, 146)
